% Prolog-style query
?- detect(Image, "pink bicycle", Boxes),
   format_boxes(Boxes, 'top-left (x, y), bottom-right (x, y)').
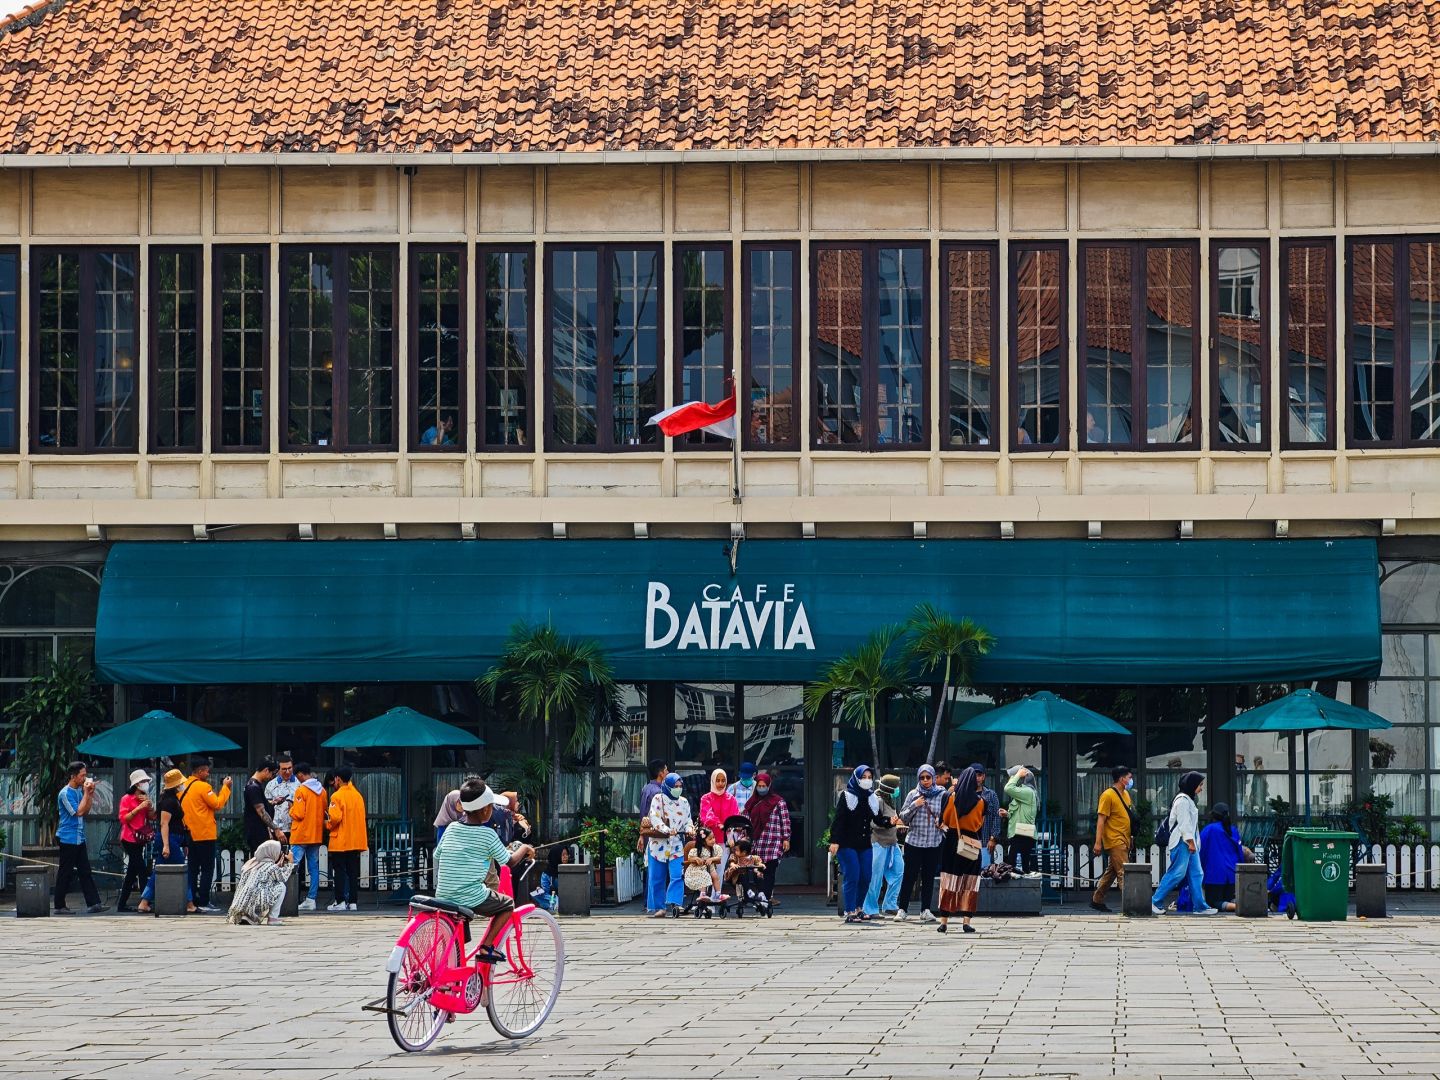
top-left (379, 865), bottom-right (564, 1050)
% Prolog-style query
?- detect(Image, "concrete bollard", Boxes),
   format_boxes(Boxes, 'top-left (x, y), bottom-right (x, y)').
top-left (1235, 862), bottom-right (1269, 917)
top-left (1121, 862), bottom-right (1153, 916)
top-left (154, 862), bottom-right (189, 916)
top-left (281, 866), bottom-right (300, 917)
top-left (556, 863), bottom-right (590, 916)
top-left (15, 865), bottom-right (50, 917)
top-left (1355, 863), bottom-right (1387, 918)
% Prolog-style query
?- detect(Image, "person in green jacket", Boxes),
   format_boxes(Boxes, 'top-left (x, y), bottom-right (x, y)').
top-left (1003, 766), bottom-right (1039, 875)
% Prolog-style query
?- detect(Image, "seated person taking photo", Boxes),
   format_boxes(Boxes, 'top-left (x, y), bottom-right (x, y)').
top-left (433, 779), bottom-right (536, 965)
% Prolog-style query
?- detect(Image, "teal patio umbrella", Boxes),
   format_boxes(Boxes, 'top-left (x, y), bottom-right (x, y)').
top-left (77, 709), bottom-right (241, 759)
top-left (321, 706), bottom-right (483, 751)
top-left (957, 691), bottom-right (1130, 736)
top-left (1220, 688), bottom-right (1391, 822)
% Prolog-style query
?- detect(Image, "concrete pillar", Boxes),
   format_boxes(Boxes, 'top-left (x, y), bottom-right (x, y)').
top-left (1121, 861), bottom-right (1152, 916)
top-left (1355, 863), bottom-right (1387, 918)
top-left (1235, 862), bottom-right (1269, 917)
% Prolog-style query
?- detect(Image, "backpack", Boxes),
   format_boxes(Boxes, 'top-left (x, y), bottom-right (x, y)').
top-left (1153, 806), bottom-right (1173, 849)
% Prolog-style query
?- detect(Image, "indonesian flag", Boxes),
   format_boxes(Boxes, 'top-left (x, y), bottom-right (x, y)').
top-left (647, 395), bottom-right (737, 439)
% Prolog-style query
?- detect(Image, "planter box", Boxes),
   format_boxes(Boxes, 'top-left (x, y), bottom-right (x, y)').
top-left (975, 875), bottom-right (1042, 915)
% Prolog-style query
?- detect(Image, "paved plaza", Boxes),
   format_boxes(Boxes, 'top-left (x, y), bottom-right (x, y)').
top-left (1, 910), bottom-right (1439, 1080)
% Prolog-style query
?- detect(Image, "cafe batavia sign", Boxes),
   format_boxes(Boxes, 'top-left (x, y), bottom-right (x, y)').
top-left (644, 581), bottom-right (816, 653)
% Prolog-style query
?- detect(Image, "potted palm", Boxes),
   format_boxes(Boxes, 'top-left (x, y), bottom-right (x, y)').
top-left (803, 624), bottom-right (916, 769)
top-left (903, 603), bottom-right (996, 765)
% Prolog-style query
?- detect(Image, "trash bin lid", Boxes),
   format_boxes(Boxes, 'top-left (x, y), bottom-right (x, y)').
top-left (1286, 829), bottom-right (1359, 841)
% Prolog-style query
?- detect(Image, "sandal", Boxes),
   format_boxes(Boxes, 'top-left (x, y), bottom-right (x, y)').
top-left (473, 945), bottom-right (506, 966)
top-left (843, 913), bottom-right (861, 924)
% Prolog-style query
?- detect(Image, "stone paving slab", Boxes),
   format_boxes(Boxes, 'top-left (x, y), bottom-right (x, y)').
top-left (1, 912), bottom-right (1439, 1079)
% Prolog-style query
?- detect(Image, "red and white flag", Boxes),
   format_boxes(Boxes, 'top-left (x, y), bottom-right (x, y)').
top-left (647, 395), bottom-right (737, 440)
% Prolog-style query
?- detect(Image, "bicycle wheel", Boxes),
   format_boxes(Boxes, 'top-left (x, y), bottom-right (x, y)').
top-left (386, 917), bottom-right (452, 1052)
top-left (486, 906), bottom-right (565, 1039)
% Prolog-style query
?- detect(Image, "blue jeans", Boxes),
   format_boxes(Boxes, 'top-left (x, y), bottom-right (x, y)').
top-left (646, 853), bottom-right (667, 912)
top-left (1152, 842), bottom-right (1208, 910)
top-left (291, 843), bottom-right (321, 901)
top-left (862, 843), bottom-right (905, 916)
top-left (140, 836), bottom-right (192, 903)
top-left (835, 846), bottom-right (872, 914)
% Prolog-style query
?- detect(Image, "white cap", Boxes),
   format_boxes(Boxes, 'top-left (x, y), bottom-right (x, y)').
top-left (458, 787), bottom-right (510, 812)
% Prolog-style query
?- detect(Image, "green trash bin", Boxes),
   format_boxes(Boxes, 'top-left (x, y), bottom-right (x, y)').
top-left (1281, 828), bottom-right (1359, 922)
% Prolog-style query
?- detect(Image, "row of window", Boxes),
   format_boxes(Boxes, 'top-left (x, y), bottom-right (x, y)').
top-left (0, 238), bottom-right (1436, 454)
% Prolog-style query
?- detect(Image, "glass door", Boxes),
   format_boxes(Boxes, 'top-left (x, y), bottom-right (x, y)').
top-left (743, 685), bottom-right (807, 882)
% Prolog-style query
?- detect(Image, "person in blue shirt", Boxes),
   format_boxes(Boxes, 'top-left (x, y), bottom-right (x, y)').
top-left (1199, 802), bottom-right (1255, 912)
top-left (54, 761), bottom-right (105, 914)
top-left (420, 415), bottom-right (456, 446)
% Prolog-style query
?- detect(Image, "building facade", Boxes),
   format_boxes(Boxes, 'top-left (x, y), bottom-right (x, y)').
top-left (2, 0), bottom-right (1439, 878)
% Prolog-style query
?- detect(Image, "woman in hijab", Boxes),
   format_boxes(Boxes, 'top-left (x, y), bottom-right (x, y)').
top-left (647, 771), bottom-right (693, 917)
top-left (896, 763), bottom-right (947, 922)
top-left (1151, 770), bottom-right (1218, 915)
top-left (936, 764), bottom-right (986, 934)
top-left (1003, 766), bottom-right (1039, 874)
top-left (699, 768), bottom-right (739, 884)
top-left (1199, 801), bottom-right (1254, 912)
top-left (828, 765), bottom-right (887, 923)
top-left (745, 770), bottom-right (791, 903)
top-left (227, 839), bottom-right (294, 926)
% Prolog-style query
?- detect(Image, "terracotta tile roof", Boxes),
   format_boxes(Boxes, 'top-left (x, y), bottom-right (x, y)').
top-left (0, 0), bottom-right (1437, 155)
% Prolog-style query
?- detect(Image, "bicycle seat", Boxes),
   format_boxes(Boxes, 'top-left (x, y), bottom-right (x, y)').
top-left (408, 895), bottom-right (475, 920)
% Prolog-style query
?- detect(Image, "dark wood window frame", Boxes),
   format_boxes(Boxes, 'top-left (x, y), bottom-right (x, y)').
top-left (279, 243), bottom-right (399, 453)
top-left (211, 245), bottom-right (270, 453)
top-left (940, 241), bottom-right (999, 451)
top-left (1280, 238), bottom-right (1336, 451)
top-left (1008, 240), bottom-right (1069, 452)
top-left (477, 244), bottom-right (536, 452)
top-left (0, 247), bottom-right (19, 453)
top-left (809, 240), bottom-right (931, 452)
top-left (741, 241), bottom-right (802, 451)
top-left (148, 245), bottom-right (203, 453)
top-left (672, 243), bottom-right (732, 451)
top-left (408, 244), bottom-right (467, 453)
top-left (1078, 239), bottom-right (1201, 451)
top-left (543, 242), bottom-right (665, 454)
top-left (29, 245), bottom-right (141, 454)
top-left (1346, 234), bottom-right (1440, 449)
top-left (1209, 238), bottom-right (1270, 452)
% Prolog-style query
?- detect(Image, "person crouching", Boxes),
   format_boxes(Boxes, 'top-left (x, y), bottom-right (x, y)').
top-left (227, 840), bottom-right (294, 926)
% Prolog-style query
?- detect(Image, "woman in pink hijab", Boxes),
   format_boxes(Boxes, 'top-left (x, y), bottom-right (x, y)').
top-left (699, 769), bottom-right (740, 884)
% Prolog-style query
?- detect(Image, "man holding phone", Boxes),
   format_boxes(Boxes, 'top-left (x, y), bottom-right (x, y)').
top-left (265, 753), bottom-right (300, 840)
top-left (54, 761), bottom-right (105, 914)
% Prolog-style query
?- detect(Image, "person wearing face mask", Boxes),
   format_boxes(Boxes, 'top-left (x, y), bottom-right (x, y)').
top-left (745, 771), bottom-right (791, 903)
top-left (828, 765), bottom-right (886, 923)
top-left (1151, 771), bottom-right (1218, 916)
top-left (895, 764), bottom-right (945, 923)
top-left (1003, 766), bottom-right (1039, 876)
top-left (727, 761), bottom-right (758, 813)
top-left (116, 769), bottom-right (156, 912)
top-left (1090, 765), bottom-right (1135, 912)
top-left (699, 769), bottom-right (739, 884)
top-left (646, 771), bottom-right (693, 917)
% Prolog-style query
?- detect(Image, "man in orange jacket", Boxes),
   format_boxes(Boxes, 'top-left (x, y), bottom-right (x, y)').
top-left (325, 767), bottom-right (367, 911)
top-left (180, 756), bottom-right (232, 911)
top-left (288, 761), bottom-right (328, 911)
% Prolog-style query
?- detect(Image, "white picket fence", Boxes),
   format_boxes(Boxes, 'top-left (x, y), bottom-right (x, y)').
top-left (614, 853), bottom-right (642, 903)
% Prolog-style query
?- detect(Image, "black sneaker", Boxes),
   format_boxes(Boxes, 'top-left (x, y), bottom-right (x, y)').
top-left (1089, 901), bottom-right (1112, 913)
top-left (86, 903), bottom-right (107, 914)
top-left (53, 907), bottom-right (74, 915)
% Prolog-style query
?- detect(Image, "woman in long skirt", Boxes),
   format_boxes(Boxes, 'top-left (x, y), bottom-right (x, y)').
top-left (227, 840), bottom-right (294, 925)
top-left (936, 764), bottom-right (987, 935)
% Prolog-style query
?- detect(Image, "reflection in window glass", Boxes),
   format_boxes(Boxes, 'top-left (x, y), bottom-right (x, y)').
top-left (677, 247), bottom-right (729, 447)
top-left (345, 250), bottom-right (395, 448)
top-left (599, 684), bottom-right (648, 768)
top-left (1214, 245), bottom-right (1265, 445)
top-left (34, 250), bottom-right (81, 448)
top-left (1012, 246), bottom-right (1064, 446)
top-left (1369, 725), bottom-right (1427, 771)
top-left (1349, 240), bottom-right (1396, 443)
top-left (483, 250), bottom-right (531, 448)
top-left (1145, 245), bottom-right (1196, 444)
top-left (610, 248), bottom-right (660, 447)
top-left (672, 682), bottom-right (737, 800)
top-left (1083, 245), bottom-right (1133, 445)
top-left (217, 249), bottom-right (267, 449)
top-left (0, 252), bottom-right (17, 451)
top-left (1409, 241), bottom-right (1440, 442)
top-left (285, 250), bottom-right (335, 447)
top-left (1282, 242), bottom-right (1332, 444)
top-left (814, 247), bottom-right (864, 446)
top-left (413, 249), bottom-right (462, 449)
top-left (1370, 679), bottom-right (1426, 726)
top-left (1371, 771), bottom-right (1426, 817)
top-left (944, 246), bottom-right (995, 447)
top-left (1381, 562), bottom-right (1440, 624)
top-left (151, 248), bottom-right (201, 450)
top-left (875, 246), bottom-right (926, 446)
top-left (745, 247), bottom-right (797, 447)
top-left (742, 684), bottom-right (804, 767)
top-left (1382, 633), bottom-right (1426, 679)
top-left (549, 249), bottom-right (598, 446)
top-left (92, 251), bottom-right (139, 450)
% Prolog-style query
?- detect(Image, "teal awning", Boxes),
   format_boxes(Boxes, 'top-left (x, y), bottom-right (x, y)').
top-left (94, 538), bottom-right (1381, 686)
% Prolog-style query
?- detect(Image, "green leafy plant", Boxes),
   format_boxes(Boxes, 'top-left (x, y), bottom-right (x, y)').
top-left (1368, 736), bottom-right (1398, 769)
top-left (1343, 792), bottom-right (1393, 847)
top-left (477, 622), bottom-right (618, 837)
top-left (217, 820), bottom-right (246, 853)
top-left (1390, 815), bottom-right (1427, 844)
top-left (5, 657), bottom-right (106, 844)
top-left (804, 624), bottom-right (917, 769)
top-left (902, 603), bottom-right (996, 765)
top-left (487, 754), bottom-right (553, 812)
top-left (578, 816), bottom-right (639, 864)
top-left (1130, 798), bottom-right (1157, 849)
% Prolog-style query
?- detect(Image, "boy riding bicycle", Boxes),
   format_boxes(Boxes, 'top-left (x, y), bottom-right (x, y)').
top-left (432, 779), bottom-right (536, 965)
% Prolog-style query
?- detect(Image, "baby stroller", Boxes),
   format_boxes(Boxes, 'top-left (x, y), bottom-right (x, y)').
top-left (723, 834), bottom-right (774, 918)
top-left (681, 826), bottom-right (729, 919)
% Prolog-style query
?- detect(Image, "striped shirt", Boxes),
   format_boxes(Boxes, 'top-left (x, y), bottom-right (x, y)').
top-left (434, 822), bottom-right (509, 908)
top-left (728, 780), bottom-right (756, 814)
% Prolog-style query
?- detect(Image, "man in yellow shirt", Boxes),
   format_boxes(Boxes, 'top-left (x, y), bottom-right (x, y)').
top-left (1090, 765), bottom-right (1134, 913)
top-left (180, 756), bottom-right (232, 912)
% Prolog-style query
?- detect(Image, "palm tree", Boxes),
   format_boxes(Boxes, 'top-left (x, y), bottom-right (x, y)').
top-left (904, 603), bottom-right (997, 766)
top-left (803, 625), bottom-right (916, 769)
top-left (477, 622), bottom-right (618, 836)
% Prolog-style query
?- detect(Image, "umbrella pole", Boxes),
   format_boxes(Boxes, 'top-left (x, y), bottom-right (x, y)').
top-left (1303, 731), bottom-right (1312, 825)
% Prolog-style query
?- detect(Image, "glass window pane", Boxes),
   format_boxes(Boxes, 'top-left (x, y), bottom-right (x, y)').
top-left (1214, 245), bottom-right (1266, 445)
top-left (150, 249), bottom-right (200, 450)
top-left (0, 252), bottom-right (18, 451)
top-left (946, 247), bottom-right (994, 447)
top-left (217, 249), bottom-right (267, 449)
top-left (1369, 726), bottom-right (1427, 771)
top-left (92, 251), bottom-right (138, 450)
top-left (1013, 247), bottom-right (1064, 446)
top-left (1369, 679), bottom-right (1426, 727)
top-left (1238, 773), bottom-right (1292, 819)
top-left (599, 684), bottom-right (648, 769)
top-left (413, 249), bottom-right (463, 449)
top-left (1370, 771), bottom-right (1426, 817)
top-left (33, 251), bottom-right (81, 449)
top-left (484, 250), bottom-right (531, 448)
top-left (742, 684), bottom-right (805, 768)
top-left (1083, 245), bottom-right (1134, 445)
top-left (1306, 728), bottom-right (1353, 771)
top-left (1144, 245), bottom-right (1195, 444)
top-left (875, 246), bottom-right (925, 446)
top-left (1350, 241), bottom-right (1396, 443)
top-left (1382, 633), bottom-right (1426, 679)
top-left (611, 248), bottom-right (660, 448)
top-left (673, 682), bottom-right (737, 802)
top-left (346, 250), bottom-right (394, 447)
top-left (678, 248), bottom-right (729, 446)
top-left (745, 248), bottom-right (796, 447)
top-left (814, 247), bottom-right (864, 446)
top-left (1381, 562), bottom-right (1440, 625)
top-left (1408, 240), bottom-right (1440, 442)
top-left (549, 249), bottom-right (599, 446)
top-left (1283, 243), bottom-right (1332, 444)
top-left (285, 249), bottom-right (334, 447)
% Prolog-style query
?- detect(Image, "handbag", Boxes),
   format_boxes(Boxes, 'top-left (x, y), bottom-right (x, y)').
top-left (1013, 822), bottom-right (1036, 839)
top-left (956, 833), bottom-right (983, 860)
